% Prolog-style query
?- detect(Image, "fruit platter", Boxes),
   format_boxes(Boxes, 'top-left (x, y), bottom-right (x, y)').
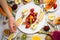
top-left (15, 3), bottom-right (46, 34)
top-left (0, 0), bottom-right (60, 40)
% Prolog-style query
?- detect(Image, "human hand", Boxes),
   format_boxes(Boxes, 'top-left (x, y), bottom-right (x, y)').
top-left (8, 16), bottom-right (17, 33)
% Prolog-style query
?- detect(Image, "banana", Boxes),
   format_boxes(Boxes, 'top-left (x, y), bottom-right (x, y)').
top-left (8, 33), bottom-right (14, 40)
top-left (25, 0), bottom-right (31, 2)
top-left (15, 0), bottom-right (21, 4)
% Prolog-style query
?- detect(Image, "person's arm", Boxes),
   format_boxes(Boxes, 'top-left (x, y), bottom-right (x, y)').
top-left (0, 0), bottom-right (13, 18)
top-left (0, 0), bottom-right (17, 33)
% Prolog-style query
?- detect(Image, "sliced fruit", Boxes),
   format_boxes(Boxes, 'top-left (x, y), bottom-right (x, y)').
top-left (44, 5), bottom-right (52, 11)
top-left (30, 8), bottom-right (34, 12)
top-left (31, 22), bottom-right (38, 30)
top-left (8, 33), bottom-right (14, 40)
top-left (38, 9), bottom-right (44, 21)
top-left (48, 13), bottom-right (55, 20)
top-left (26, 24), bottom-right (30, 28)
top-left (15, 0), bottom-right (21, 4)
top-left (25, 8), bottom-right (37, 29)
top-left (21, 34), bottom-right (27, 40)
top-left (22, 8), bottom-right (29, 15)
top-left (43, 0), bottom-right (51, 4)
top-left (53, 3), bottom-right (57, 9)
top-left (34, 0), bottom-right (40, 5)
top-left (16, 17), bottom-right (23, 26)
top-left (54, 16), bottom-right (60, 24)
top-left (32, 34), bottom-right (41, 40)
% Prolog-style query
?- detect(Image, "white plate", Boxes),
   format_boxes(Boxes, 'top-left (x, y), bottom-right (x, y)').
top-left (43, 0), bottom-right (58, 12)
top-left (15, 2), bottom-right (46, 34)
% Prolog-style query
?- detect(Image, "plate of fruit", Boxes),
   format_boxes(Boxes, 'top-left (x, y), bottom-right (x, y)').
top-left (43, 0), bottom-right (58, 12)
top-left (15, 2), bottom-right (46, 34)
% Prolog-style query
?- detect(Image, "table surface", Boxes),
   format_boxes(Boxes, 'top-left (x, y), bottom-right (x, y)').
top-left (0, 0), bottom-right (60, 40)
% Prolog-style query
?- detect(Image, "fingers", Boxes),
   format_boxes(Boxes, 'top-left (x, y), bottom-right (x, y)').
top-left (9, 23), bottom-right (17, 33)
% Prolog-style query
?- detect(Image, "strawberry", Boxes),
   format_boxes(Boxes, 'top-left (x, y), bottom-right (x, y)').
top-left (30, 8), bottom-right (34, 12)
top-left (26, 24), bottom-right (30, 29)
top-left (53, 3), bottom-right (57, 9)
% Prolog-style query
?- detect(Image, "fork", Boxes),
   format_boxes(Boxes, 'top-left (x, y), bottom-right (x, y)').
top-left (0, 14), bottom-right (6, 20)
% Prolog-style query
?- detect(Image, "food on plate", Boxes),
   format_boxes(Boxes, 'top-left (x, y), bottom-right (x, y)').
top-left (16, 8), bottom-right (29, 26)
top-left (31, 22), bottom-right (39, 30)
top-left (12, 4), bottom-right (18, 10)
top-left (22, 22), bottom-right (26, 25)
top-left (44, 5), bottom-right (52, 11)
top-left (16, 17), bottom-right (23, 26)
top-left (44, 0), bottom-right (57, 11)
top-left (43, 0), bottom-right (50, 5)
top-left (54, 16), bottom-right (60, 25)
top-left (34, 0), bottom-right (40, 5)
top-left (32, 34), bottom-right (41, 40)
top-left (22, 8), bottom-right (29, 16)
top-left (45, 35), bottom-right (53, 40)
top-left (25, 8), bottom-right (38, 29)
top-left (30, 9), bottom-right (44, 30)
top-left (15, 0), bottom-right (21, 4)
top-left (48, 13), bottom-right (55, 20)
top-left (43, 26), bottom-right (50, 31)
top-left (38, 9), bottom-right (44, 21)
top-left (0, 6), bottom-right (12, 16)
top-left (21, 34), bottom-right (27, 40)
top-left (3, 29), bottom-right (11, 36)
top-left (53, 3), bottom-right (57, 9)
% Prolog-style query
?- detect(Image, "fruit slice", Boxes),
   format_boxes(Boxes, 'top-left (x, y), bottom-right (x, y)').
top-left (44, 5), bottom-right (52, 11)
top-left (53, 3), bottom-right (57, 9)
top-left (15, 0), bottom-right (21, 4)
top-left (32, 34), bottom-right (41, 40)
top-left (8, 33), bottom-right (14, 40)
top-left (26, 24), bottom-right (30, 28)
top-left (48, 13), bottom-right (55, 20)
top-left (43, 0), bottom-right (51, 4)
top-left (54, 16), bottom-right (60, 24)
top-left (30, 8), bottom-right (34, 12)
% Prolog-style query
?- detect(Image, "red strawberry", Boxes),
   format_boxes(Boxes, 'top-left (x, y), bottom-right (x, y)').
top-left (53, 4), bottom-right (57, 9)
top-left (26, 24), bottom-right (30, 29)
top-left (30, 8), bottom-right (34, 12)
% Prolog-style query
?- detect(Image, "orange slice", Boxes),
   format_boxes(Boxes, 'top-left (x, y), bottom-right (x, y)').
top-left (0, 6), bottom-right (12, 16)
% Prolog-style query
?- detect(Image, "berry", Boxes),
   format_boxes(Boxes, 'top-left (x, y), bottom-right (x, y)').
top-left (53, 4), bottom-right (57, 9)
top-left (30, 8), bottom-right (34, 12)
top-left (26, 24), bottom-right (30, 29)
top-left (43, 26), bottom-right (50, 31)
top-left (12, 4), bottom-right (18, 10)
